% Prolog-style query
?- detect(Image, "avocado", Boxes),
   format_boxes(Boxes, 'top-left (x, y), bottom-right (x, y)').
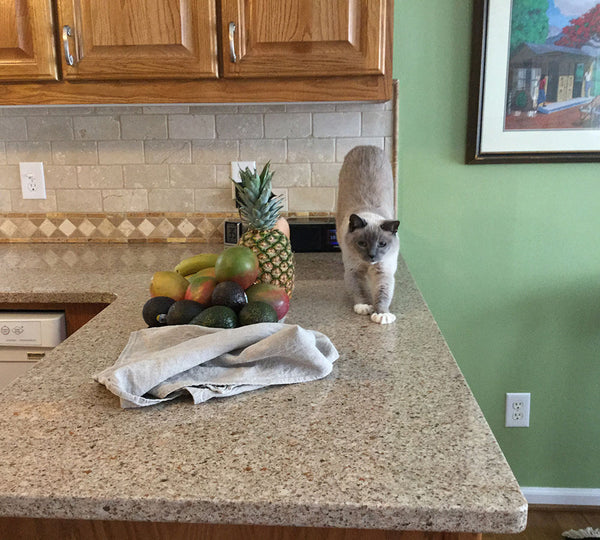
top-left (211, 281), bottom-right (248, 312)
top-left (166, 299), bottom-right (205, 325)
top-left (142, 296), bottom-right (175, 327)
top-left (239, 301), bottom-right (278, 326)
top-left (190, 305), bottom-right (238, 329)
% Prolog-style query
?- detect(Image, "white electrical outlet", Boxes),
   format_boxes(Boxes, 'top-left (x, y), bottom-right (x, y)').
top-left (19, 162), bottom-right (46, 199)
top-left (505, 392), bottom-right (530, 427)
top-left (230, 161), bottom-right (256, 199)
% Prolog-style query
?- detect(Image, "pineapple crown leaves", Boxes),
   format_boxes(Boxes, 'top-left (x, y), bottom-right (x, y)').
top-left (233, 162), bottom-right (285, 230)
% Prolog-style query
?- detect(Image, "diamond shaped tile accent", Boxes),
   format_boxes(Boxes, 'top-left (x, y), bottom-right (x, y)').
top-left (62, 250), bottom-right (79, 267)
top-left (0, 219), bottom-right (18, 237)
top-left (58, 219), bottom-right (77, 237)
top-left (118, 219), bottom-right (136, 237)
top-left (39, 219), bottom-right (57, 237)
top-left (97, 218), bottom-right (116, 237)
top-left (137, 219), bottom-right (155, 237)
top-left (197, 218), bottom-right (215, 239)
top-left (177, 218), bottom-right (196, 237)
top-left (155, 218), bottom-right (175, 236)
top-left (78, 219), bottom-right (96, 237)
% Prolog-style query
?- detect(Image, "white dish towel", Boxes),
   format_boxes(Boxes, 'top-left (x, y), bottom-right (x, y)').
top-left (93, 323), bottom-right (338, 408)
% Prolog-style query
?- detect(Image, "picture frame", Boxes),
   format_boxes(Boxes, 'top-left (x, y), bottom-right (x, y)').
top-left (467, 0), bottom-right (600, 163)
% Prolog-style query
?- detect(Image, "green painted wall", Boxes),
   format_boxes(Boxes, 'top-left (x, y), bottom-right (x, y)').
top-left (393, 0), bottom-right (600, 488)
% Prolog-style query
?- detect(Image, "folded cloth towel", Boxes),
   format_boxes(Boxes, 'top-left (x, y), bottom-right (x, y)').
top-left (93, 323), bottom-right (338, 408)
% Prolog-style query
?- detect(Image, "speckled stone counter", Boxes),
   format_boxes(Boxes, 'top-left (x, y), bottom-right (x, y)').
top-left (0, 244), bottom-right (527, 535)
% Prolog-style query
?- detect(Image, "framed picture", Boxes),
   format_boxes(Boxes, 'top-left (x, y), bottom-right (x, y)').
top-left (467, 0), bottom-right (600, 163)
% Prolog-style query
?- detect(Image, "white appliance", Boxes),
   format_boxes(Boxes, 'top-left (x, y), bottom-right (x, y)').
top-left (0, 312), bottom-right (66, 391)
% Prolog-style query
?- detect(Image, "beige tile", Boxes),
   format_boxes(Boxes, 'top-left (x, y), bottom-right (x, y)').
top-left (144, 141), bottom-right (191, 164)
top-left (123, 164), bottom-right (169, 189)
top-left (335, 137), bottom-right (384, 161)
top-left (48, 106), bottom-right (94, 116)
top-left (287, 138), bottom-right (334, 163)
top-left (0, 165), bottom-right (20, 189)
top-left (102, 189), bottom-right (148, 212)
top-left (264, 113), bottom-right (311, 138)
top-left (74, 116), bottom-right (120, 140)
top-left (45, 165), bottom-right (78, 189)
top-left (288, 187), bottom-right (336, 212)
top-left (53, 141), bottom-right (98, 165)
top-left (57, 189), bottom-right (103, 212)
top-left (194, 188), bottom-right (236, 211)
top-left (94, 106), bottom-right (143, 115)
top-left (143, 105), bottom-right (189, 114)
top-left (0, 142), bottom-right (5, 165)
top-left (77, 165), bottom-right (123, 189)
top-left (0, 190), bottom-right (11, 211)
top-left (361, 110), bottom-right (393, 136)
top-left (335, 102), bottom-right (386, 112)
top-left (6, 141), bottom-right (52, 164)
top-left (148, 188), bottom-right (194, 211)
top-left (192, 139), bottom-right (238, 164)
top-left (240, 104), bottom-right (286, 113)
top-left (240, 139), bottom-right (286, 163)
top-left (269, 163), bottom-right (310, 187)
top-left (98, 141), bottom-right (144, 164)
top-left (189, 105), bottom-right (238, 114)
top-left (168, 114), bottom-right (214, 139)
top-left (313, 112), bottom-right (360, 137)
top-left (311, 163), bottom-right (342, 187)
top-left (27, 116), bottom-right (74, 140)
top-left (121, 115), bottom-right (167, 140)
top-left (10, 190), bottom-right (57, 212)
top-left (285, 103), bottom-right (336, 112)
top-left (0, 118), bottom-right (27, 141)
top-left (169, 164), bottom-right (216, 188)
top-left (216, 164), bottom-right (234, 188)
top-left (216, 114), bottom-right (263, 139)
top-left (2, 106), bottom-right (48, 116)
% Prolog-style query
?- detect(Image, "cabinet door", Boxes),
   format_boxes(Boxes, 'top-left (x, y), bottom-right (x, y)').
top-left (56, 0), bottom-right (218, 80)
top-left (220, 0), bottom-right (388, 78)
top-left (0, 0), bottom-right (58, 80)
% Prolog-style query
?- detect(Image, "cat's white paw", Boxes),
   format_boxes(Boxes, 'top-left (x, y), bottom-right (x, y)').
top-left (371, 312), bottom-right (396, 325)
top-left (353, 303), bottom-right (373, 315)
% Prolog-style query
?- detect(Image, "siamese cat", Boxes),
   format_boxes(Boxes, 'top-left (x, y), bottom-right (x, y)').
top-left (336, 146), bottom-right (400, 325)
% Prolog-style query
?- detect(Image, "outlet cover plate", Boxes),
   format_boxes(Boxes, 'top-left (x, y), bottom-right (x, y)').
top-left (505, 392), bottom-right (531, 428)
top-left (19, 162), bottom-right (46, 199)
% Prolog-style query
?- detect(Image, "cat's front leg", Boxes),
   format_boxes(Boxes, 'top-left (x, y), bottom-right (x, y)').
top-left (344, 267), bottom-right (373, 315)
top-left (370, 267), bottom-right (396, 324)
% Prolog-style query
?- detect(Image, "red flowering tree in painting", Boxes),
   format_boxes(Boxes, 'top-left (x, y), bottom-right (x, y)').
top-left (556, 3), bottom-right (600, 47)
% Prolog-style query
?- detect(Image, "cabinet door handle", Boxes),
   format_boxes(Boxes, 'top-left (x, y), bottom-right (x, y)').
top-left (62, 25), bottom-right (74, 66)
top-left (228, 22), bottom-right (237, 63)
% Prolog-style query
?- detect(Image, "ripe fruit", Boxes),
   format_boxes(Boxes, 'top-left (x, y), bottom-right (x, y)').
top-left (239, 301), bottom-right (278, 326)
top-left (143, 296), bottom-right (175, 327)
top-left (174, 253), bottom-right (219, 276)
top-left (150, 271), bottom-right (189, 301)
top-left (214, 246), bottom-right (259, 289)
top-left (233, 163), bottom-right (295, 297)
top-left (166, 300), bottom-right (204, 326)
top-left (245, 283), bottom-right (289, 320)
top-left (211, 281), bottom-right (248, 312)
top-left (190, 305), bottom-right (238, 329)
top-left (184, 275), bottom-right (217, 305)
top-left (190, 266), bottom-right (216, 279)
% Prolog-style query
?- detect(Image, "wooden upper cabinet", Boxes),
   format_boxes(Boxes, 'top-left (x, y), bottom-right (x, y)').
top-left (0, 0), bottom-right (58, 80)
top-left (55, 0), bottom-right (218, 80)
top-left (220, 0), bottom-right (388, 78)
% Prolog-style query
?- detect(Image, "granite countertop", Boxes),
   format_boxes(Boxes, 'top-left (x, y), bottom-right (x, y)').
top-left (0, 243), bottom-right (527, 534)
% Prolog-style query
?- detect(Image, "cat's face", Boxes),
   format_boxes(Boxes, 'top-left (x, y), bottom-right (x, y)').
top-left (347, 214), bottom-right (399, 263)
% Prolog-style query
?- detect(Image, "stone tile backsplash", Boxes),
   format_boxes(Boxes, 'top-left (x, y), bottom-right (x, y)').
top-left (0, 97), bottom-right (395, 242)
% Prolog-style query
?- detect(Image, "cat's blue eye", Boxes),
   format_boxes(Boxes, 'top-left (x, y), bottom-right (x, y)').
top-left (378, 241), bottom-right (387, 247)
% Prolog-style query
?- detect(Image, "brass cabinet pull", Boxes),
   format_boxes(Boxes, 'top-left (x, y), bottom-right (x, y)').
top-left (62, 25), bottom-right (74, 66)
top-left (228, 22), bottom-right (237, 63)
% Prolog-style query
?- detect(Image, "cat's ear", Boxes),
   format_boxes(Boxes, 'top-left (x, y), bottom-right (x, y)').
top-left (349, 214), bottom-right (367, 232)
top-left (380, 220), bottom-right (400, 234)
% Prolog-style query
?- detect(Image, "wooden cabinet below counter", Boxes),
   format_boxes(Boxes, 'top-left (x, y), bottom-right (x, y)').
top-left (0, 0), bottom-right (393, 104)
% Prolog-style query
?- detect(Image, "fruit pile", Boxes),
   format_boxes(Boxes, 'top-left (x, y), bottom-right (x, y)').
top-left (143, 246), bottom-right (290, 329)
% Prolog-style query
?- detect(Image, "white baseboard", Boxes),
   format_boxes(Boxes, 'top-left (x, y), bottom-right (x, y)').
top-left (522, 487), bottom-right (600, 506)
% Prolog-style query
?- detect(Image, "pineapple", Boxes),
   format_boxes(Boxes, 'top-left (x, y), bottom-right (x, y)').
top-left (234, 163), bottom-right (295, 298)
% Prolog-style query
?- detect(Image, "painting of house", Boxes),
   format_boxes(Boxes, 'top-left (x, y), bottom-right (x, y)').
top-left (505, 0), bottom-right (600, 130)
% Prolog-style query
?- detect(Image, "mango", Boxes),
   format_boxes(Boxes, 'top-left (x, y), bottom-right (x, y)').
top-left (150, 271), bottom-right (189, 301)
top-left (185, 275), bottom-right (217, 305)
top-left (214, 246), bottom-right (259, 290)
top-left (245, 283), bottom-right (289, 320)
